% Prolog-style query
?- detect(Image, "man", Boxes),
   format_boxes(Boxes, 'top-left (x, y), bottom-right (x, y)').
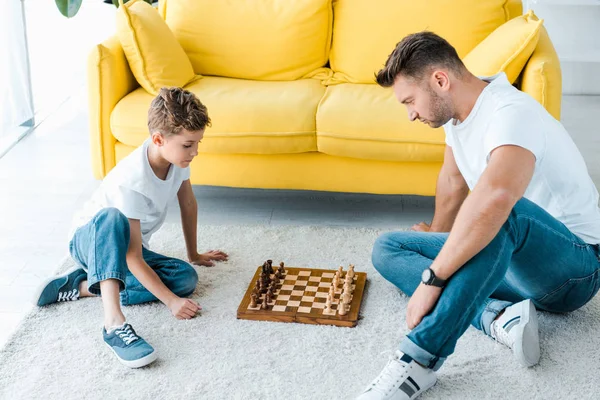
top-left (357, 31), bottom-right (600, 399)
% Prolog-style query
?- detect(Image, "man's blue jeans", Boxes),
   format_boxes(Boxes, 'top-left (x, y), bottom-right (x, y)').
top-left (69, 208), bottom-right (198, 305)
top-left (372, 198), bottom-right (600, 371)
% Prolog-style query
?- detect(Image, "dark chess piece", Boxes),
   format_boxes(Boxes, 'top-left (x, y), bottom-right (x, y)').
top-left (265, 292), bottom-right (272, 304)
top-left (259, 279), bottom-right (267, 293)
top-left (250, 293), bottom-right (258, 308)
top-left (261, 298), bottom-right (269, 309)
top-left (267, 260), bottom-right (274, 274)
top-left (254, 280), bottom-right (260, 291)
top-left (274, 269), bottom-right (281, 279)
top-left (278, 262), bottom-right (285, 274)
top-left (272, 274), bottom-right (279, 284)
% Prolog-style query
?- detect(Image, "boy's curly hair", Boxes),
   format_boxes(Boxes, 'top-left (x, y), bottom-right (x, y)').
top-left (147, 87), bottom-right (211, 136)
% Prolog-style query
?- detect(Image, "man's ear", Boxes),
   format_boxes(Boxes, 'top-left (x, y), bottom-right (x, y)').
top-left (151, 131), bottom-right (165, 147)
top-left (432, 70), bottom-right (450, 91)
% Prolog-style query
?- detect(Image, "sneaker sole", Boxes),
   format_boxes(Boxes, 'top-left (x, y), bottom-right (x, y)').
top-left (31, 266), bottom-right (81, 307)
top-left (512, 299), bottom-right (540, 367)
top-left (105, 343), bottom-right (158, 369)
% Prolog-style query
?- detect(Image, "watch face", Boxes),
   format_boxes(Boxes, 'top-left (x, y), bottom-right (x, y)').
top-left (421, 269), bottom-right (432, 283)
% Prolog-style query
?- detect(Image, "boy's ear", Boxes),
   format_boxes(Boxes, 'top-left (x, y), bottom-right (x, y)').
top-left (151, 131), bottom-right (165, 147)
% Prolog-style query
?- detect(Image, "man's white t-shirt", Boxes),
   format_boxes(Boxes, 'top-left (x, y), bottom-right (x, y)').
top-left (444, 72), bottom-right (600, 245)
top-left (70, 139), bottom-right (190, 248)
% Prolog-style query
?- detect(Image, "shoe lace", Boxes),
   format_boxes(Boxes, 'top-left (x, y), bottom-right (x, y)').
top-left (369, 354), bottom-right (407, 395)
top-left (115, 325), bottom-right (140, 346)
top-left (57, 289), bottom-right (79, 302)
top-left (491, 321), bottom-right (514, 348)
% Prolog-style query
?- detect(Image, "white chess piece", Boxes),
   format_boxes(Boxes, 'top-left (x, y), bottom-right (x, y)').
top-left (325, 296), bottom-right (333, 313)
top-left (338, 299), bottom-right (347, 315)
top-left (348, 264), bottom-right (355, 279)
top-left (342, 290), bottom-right (352, 304)
top-left (338, 266), bottom-right (343, 277)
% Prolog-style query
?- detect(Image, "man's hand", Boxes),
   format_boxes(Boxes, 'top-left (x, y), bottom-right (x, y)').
top-left (189, 250), bottom-right (228, 267)
top-left (168, 297), bottom-right (202, 320)
top-left (411, 222), bottom-right (431, 232)
top-left (406, 283), bottom-right (443, 330)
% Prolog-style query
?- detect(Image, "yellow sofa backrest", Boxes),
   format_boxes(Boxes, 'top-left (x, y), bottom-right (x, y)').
top-left (329, 0), bottom-right (523, 83)
top-left (160, 0), bottom-right (333, 81)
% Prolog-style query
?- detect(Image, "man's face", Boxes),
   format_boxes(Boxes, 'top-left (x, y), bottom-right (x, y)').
top-left (156, 128), bottom-right (205, 168)
top-left (392, 73), bottom-right (454, 129)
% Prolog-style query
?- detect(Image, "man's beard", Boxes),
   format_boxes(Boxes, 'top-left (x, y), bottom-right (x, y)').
top-left (426, 88), bottom-right (454, 128)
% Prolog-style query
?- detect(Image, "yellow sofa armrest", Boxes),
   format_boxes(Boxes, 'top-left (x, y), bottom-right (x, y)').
top-left (87, 35), bottom-right (139, 179)
top-left (520, 26), bottom-right (562, 121)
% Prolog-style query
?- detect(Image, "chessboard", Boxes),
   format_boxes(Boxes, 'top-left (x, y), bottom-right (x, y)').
top-left (237, 260), bottom-right (367, 328)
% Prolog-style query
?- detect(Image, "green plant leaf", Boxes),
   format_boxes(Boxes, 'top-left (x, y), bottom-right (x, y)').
top-left (55, 0), bottom-right (83, 18)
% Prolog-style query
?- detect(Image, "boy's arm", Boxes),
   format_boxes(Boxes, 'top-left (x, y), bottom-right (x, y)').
top-left (177, 179), bottom-right (228, 266)
top-left (177, 179), bottom-right (199, 260)
top-left (126, 218), bottom-right (200, 319)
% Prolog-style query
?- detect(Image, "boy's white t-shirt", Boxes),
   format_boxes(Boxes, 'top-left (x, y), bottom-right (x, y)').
top-left (70, 139), bottom-right (190, 248)
top-left (444, 72), bottom-right (600, 244)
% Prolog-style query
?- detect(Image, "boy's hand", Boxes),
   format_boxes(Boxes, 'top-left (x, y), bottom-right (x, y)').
top-left (168, 297), bottom-right (202, 320)
top-left (189, 250), bottom-right (228, 267)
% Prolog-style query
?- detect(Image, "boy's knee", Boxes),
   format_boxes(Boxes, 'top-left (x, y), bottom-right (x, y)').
top-left (175, 264), bottom-right (199, 297)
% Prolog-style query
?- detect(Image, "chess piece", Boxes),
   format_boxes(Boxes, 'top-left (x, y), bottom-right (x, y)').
top-left (348, 264), bottom-right (355, 279)
top-left (266, 292), bottom-right (272, 304)
top-left (254, 279), bottom-right (260, 291)
top-left (324, 297), bottom-right (333, 313)
top-left (338, 266), bottom-right (343, 277)
top-left (250, 293), bottom-right (258, 307)
top-left (279, 262), bottom-right (285, 274)
top-left (275, 269), bottom-right (282, 279)
top-left (338, 299), bottom-right (347, 316)
top-left (267, 260), bottom-right (274, 274)
top-left (342, 290), bottom-right (351, 304)
top-left (261, 298), bottom-right (269, 309)
top-left (345, 273), bottom-right (352, 285)
top-left (344, 281), bottom-right (351, 293)
top-left (329, 285), bottom-right (335, 298)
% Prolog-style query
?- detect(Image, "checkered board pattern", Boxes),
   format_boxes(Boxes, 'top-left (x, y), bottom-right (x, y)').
top-left (237, 266), bottom-right (367, 328)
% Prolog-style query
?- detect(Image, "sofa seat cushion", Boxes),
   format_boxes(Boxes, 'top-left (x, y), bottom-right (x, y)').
top-left (316, 84), bottom-right (445, 162)
top-left (111, 76), bottom-right (325, 154)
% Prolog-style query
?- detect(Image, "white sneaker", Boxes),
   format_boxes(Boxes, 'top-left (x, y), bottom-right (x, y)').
top-left (490, 299), bottom-right (540, 367)
top-left (356, 351), bottom-right (437, 400)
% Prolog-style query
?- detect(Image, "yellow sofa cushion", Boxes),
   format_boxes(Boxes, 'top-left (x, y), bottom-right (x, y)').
top-left (316, 84), bottom-right (445, 162)
top-left (464, 11), bottom-right (543, 83)
top-left (162, 0), bottom-right (332, 81)
top-left (115, 0), bottom-right (196, 94)
top-left (329, 0), bottom-right (509, 84)
top-left (111, 77), bottom-right (326, 154)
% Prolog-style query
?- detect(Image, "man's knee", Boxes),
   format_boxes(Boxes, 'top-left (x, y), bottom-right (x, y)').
top-left (372, 232), bottom-right (407, 273)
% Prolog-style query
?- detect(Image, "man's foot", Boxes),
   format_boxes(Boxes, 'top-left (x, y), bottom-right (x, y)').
top-left (490, 299), bottom-right (540, 367)
top-left (356, 351), bottom-right (437, 400)
top-left (103, 323), bottom-right (157, 368)
top-left (33, 267), bottom-right (87, 306)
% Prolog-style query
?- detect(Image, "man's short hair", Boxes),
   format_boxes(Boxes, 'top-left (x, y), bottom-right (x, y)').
top-left (376, 31), bottom-right (466, 87)
top-left (148, 87), bottom-right (211, 137)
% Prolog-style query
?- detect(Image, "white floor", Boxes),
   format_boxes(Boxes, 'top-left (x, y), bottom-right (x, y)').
top-left (0, 91), bottom-right (599, 348)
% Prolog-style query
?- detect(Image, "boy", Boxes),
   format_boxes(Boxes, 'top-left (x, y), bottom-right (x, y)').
top-left (34, 87), bottom-right (228, 368)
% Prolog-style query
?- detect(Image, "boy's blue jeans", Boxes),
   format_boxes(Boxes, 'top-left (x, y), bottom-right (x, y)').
top-left (372, 197), bottom-right (600, 371)
top-left (69, 207), bottom-right (198, 305)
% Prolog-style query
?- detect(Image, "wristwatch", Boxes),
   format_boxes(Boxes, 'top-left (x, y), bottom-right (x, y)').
top-left (421, 268), bottom-right (447, 288)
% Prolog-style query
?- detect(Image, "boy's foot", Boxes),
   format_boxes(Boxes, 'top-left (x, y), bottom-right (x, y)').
top-left (356, 351), bottom-right (437, 400)
top-left (34, 267), bottom-right (87, 306)
top-left (490, 299), bottom-right (540, 367)
top-left (103, 323), bottom-right (157, 368)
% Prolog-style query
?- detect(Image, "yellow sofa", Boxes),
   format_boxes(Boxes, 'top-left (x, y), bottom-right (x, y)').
top-left (88, 0), bottom-right (561, 195)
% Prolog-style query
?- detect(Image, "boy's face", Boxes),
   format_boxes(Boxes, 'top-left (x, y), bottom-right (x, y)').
top-left (152, 128), bottom-right (205, 168)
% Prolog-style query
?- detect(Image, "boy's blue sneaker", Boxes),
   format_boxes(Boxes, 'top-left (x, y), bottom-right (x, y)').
top-left (34, 267), bottom-right (88, 306)
top-left (103, 323), bottom-right (157, 368)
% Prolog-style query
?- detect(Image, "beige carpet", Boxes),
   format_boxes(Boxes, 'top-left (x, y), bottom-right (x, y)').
top-left (1, 223), bottom-right (599, 400)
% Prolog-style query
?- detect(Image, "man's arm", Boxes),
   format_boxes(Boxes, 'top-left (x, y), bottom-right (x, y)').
top-left (431, 145), bottom-right (536, 280)
top-left (405, 145), bottom-right (535, 329)
top-left (429, 145), bottom-right (469, 232)
top-left (126, 219), bottom-right (200, 319)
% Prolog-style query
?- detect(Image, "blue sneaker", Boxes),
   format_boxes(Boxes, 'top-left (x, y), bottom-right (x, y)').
top-left (103, 323), bottom-right (157, 368)
top-left (34, 267), bottom-right (87, 306)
